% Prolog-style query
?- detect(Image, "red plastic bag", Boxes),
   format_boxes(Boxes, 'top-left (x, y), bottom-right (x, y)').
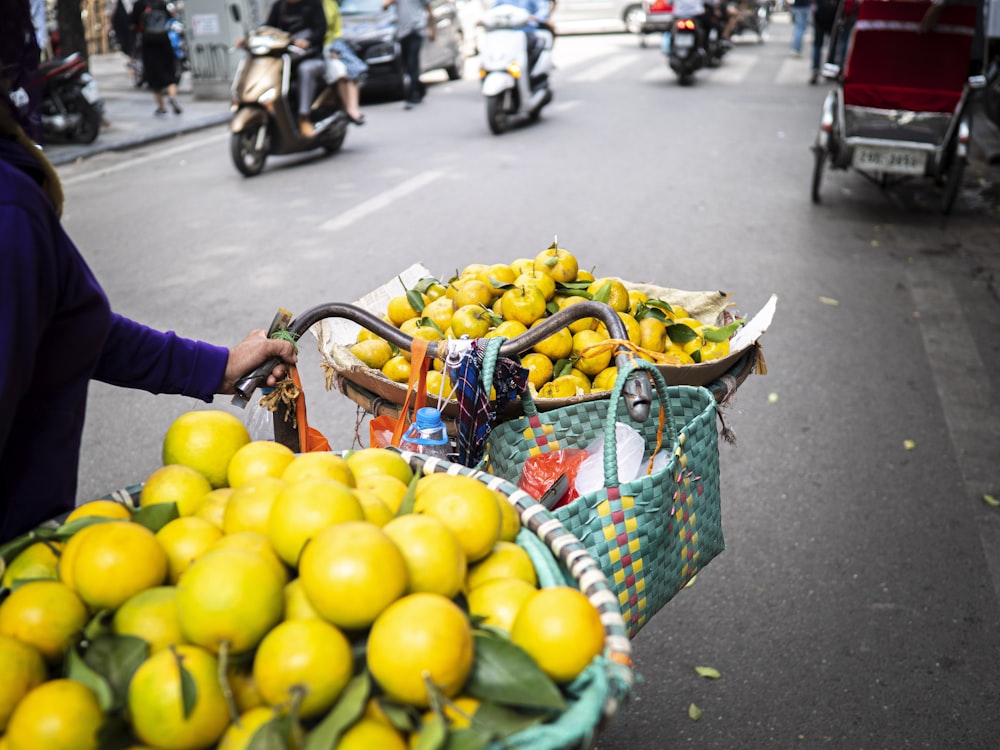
top-left (518, 449), bottom-right (589, 510)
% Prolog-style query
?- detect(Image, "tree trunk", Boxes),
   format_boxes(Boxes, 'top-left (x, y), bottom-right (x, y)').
top-left (56, 0), bottom-right (88, 59)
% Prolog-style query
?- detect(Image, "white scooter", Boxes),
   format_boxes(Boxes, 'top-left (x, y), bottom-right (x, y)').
top-left (478, 4), bottom-right (554, 135)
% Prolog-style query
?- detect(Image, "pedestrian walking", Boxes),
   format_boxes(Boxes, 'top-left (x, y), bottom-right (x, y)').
top-left (382, 0), bottom-right (435, 109)
top-left (322, 0), bottom-right (368, 124)
top-left (790, 0), bottom-right (810, 56)
top-left (131, 0), bottom-right (183, 116)
top-left (810, 0), bottom-right (838, 82)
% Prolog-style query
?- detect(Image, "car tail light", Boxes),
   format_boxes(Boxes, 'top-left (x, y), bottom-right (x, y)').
top-left (650, 0), bottom-right (671, 12)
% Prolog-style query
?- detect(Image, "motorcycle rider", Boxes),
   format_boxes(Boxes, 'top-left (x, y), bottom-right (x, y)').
top-left (489, 0), bottom-right (551, 74)
top-left (262, 0), bottom-right (328, 136)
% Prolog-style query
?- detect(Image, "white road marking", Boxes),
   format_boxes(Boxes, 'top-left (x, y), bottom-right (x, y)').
top-left (547, 99), bottom-right (583, 113)
top-left (775, 56), bottom-right (811, 84)
top-left (318, 170), bottom-right (445, 232)
top-left (569, 54), bottom-right (638, 82)
top-left (704, 52), bottom-right (758, 85)
top-left (59, 130), bottom-right (228, 186)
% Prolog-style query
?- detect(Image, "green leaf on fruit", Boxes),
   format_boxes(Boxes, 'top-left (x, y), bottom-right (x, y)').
top-left (406, 289), bottom-right (427, 314)
top-left (695, 666), bottom-right (721, 679)
top-left (983, 494), bottom-right (999, 507)
top-left (553, 358), bottom-right (573, 378)
top-left (173, 646), bottom-right (198, 720)
top-left (396, 470), bottom-right (421, 517)
top-left (247, 714), bottom-right (295, 750)
top-left (545, 301), bottom-right (560, 316)
top-left (442, 728), bottom-right (491, 750)
top-left (65, 644), bottom-right (116, 711)
top-left (702, 320), bottom-right (744, 343)
top-left (471, 700), bottom-right (546, 738)
top-left (413, 712), bottom-right (448, 750)
top-left (413, 277), bottom-right (442, 295)
top-left (665, 323), bottom-right (699, 344)
top-left (465, 632), bottom-right (566, 710)
top-left (303, 672), bottom-right (370, 750)
top-left (645, 299), bottom-right (675, 315)
top-left (591, 282), bottom-right (612, 305)
top-left (132, 502), bottom-right (179, 532)
top-left (419, 317), bottom-right (444, 335)
top-left (688, 703), bottom-right (703, 721)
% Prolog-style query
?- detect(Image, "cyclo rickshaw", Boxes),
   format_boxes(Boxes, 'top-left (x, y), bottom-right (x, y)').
top-left (810, 0), bottom-right (985, 214)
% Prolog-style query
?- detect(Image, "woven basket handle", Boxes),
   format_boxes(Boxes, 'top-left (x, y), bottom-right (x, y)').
top-left (601, 357), bottom-right (677, 490)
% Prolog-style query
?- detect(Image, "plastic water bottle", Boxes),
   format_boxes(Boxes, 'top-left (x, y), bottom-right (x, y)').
top-left (246, 387), bottom-right (276, 442)
top-left (399, 407), bottom-right (450, 460)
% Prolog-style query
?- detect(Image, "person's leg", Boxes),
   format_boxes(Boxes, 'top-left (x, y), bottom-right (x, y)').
top-left (166, 81), bottom-right (181, 113)
top-left (153, 88), bottom-right (166, 114)
top-left (336, 78), bottom-right (363, 121)
top-left (400, 33), bottom-right (420, 106)
top-left (791, 7), bottom-right (807, 54)
top-left (834, 16), bottom-right (854, 67)
top-left (810, 21), bottom-right (826, 81)
top-left (297, 59), bottom-right (324, 134)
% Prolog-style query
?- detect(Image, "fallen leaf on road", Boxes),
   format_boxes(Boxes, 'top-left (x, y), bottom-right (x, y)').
top-left (903, 440), bottom-right (916, 451)
top-left (984, 494), bottom-right (999, 507)
top-left (768, 393), bottom-right (779, 404)
top-left (695, 666), bottom-right (721, 679)
top-left (689, 704), bottom-right (702, 721)
top-left (819, 296), bottom-right (840, 306)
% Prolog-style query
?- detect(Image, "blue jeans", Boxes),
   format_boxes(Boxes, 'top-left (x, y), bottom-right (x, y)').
top-left (400, 32), bottom-right (424, 104)
top-left (790, 7), bottom-right (809, 53)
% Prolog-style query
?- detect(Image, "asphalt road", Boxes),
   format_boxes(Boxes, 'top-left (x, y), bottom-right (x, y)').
top-left (52, 18), bottom-right (1000, 749)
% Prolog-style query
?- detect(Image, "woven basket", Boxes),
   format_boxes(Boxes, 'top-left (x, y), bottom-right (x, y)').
top-left (480, 357), bottom-right (725, 639)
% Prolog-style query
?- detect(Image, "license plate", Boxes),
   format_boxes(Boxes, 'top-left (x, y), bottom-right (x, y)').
top-left (852, 146), bottom-right (926, 175)
top-left (674, 34), bottom-right (694, 49)
top-left (80, 78), bottom-right (101, 104)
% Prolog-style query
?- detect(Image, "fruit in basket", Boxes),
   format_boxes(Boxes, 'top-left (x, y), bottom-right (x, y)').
top-left (282, 452), bottom-right (354, 486)
top-left (66, 499), bottom-right (133, 522)
top-left (510, 586), bottom-right (604, 683)
top-left (70, 521), bottom-right (169, 610)
top-left (192, 488), bottom-right (232, 529)
top-left (537, 375), bottom-right (580, 399)
top-left (162, 410), bottom-right (251, 489)
top-left (571, 329), bottom-right (612, 376)
top-left (496, 493), bottom-right (521, 543)
top-left (414, 474), bottom-right (502, 562)
top-left (383, 514), bottom-right (467, 598)
top-left (282, 578), bottom-right (320, 621)
top-left (297, 521), bottom-right (408, 630)
top-left (267, 477), bottom-right (365, 567)
top-left (367, 592), bottom-right (474, 707)
top-left (467, 577), bottom-right (537, 632)
top-left (346, 447), bottom-right (414, 486)
top-left (227, 440), bottom-right (295, 488)
top-left (127, 645), bottom-right (230, 750)
top-left (421, 296), bottom-right (456, 332)
top-left (216, 706), bottom-right (281, 750)
top-left (467, 540), bottom-right (538, 590)
top-left (516, 267), bottom-right (557, 301)
top-left (531, 320), bottom-right (573, 360)
top-left (350, 338), bottom-right (393, 370)
top-left (338, 717), bottom-right (408, 750)
top-left (386, 293), bottom-right (425, 326)
top-left (587, 278), bottom-right (630, 312)
top-left (112, 586), bottom-right (186, 655)
top-left (592, 366), bottom-right (618, 393)
top-left (565, 369), bottom-right (592, 395)
top-left (141, 464), bottom-right (213, 517)
top-left (380, 354), bottom-right (411, 384)
top-left (222, 476), bottom-right (288, 536)
top-left (212, 532), bottom-right (289, 585)
top-left (534, 243), bottom-right (579, 283)
top-left (1, 541), bottom-right (62, 588)
top-left (500, 284), bottom-right (547, 326)
top-left (356, 475), bottom-right (409, 514)
top-left (521, 352), bottom-right (554, 392)
top-left (638, 316), bottom-right (667, 353)
top-left (353, 489), bottom-right (394, 527)
top-left (175, 547), bottom-right (285, 655)
top-left (252, 618), bottom-right (353, 718)
top-left (450, 304), bottom-right (493, 339)
top-left (5, 678), bottom-right (104, 750)
top-left (156, 516), bottom-right (223, 583)
top-left (0, 634), bottom-right (46, 732)
top-left (452, 278), bottom-right (494, 308)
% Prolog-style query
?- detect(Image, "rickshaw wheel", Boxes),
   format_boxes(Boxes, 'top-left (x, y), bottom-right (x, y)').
top-left (941, 153), bottom-right (965, 215)
top-left (811, 145), bottom-right (825, 204)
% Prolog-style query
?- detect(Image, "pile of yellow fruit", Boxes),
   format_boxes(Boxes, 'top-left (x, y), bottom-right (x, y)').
top-left (349, 241), bottom-right (743, 400)
top-left (0, 410), bottom-right (607, 750)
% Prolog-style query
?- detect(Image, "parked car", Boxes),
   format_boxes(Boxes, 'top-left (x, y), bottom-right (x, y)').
top-left (640, 0), bottom-right (672, 34)
top-left (340, 0), bottom-right (466, 98)
top-left (552, 0), bottom-right (648, 34)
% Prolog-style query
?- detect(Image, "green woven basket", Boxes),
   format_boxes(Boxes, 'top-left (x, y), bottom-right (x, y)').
top-left (480, 357), bottom-right (725, 638)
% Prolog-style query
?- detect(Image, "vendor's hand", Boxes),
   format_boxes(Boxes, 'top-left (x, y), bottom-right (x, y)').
top-left (234, 37), bottom-right (245, 48)
top-left (217, 329), bottom-right (298, 394)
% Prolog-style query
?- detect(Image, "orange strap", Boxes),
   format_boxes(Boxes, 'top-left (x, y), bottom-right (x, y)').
top-left (290, 366), bottom-right (331, 453)
top-left (391, 337), bottom-right (430, 446)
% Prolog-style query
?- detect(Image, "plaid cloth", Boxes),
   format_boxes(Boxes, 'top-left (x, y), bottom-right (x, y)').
top-left (454, 338), bottom-right (528, 466)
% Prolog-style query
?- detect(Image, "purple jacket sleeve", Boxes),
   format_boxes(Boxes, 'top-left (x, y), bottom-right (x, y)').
top-left (94, 314), bottom-right (230, 402)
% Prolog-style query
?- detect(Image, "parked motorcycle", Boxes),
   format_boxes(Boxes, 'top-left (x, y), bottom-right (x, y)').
top-left (228, 8), bottom-right (351, 177)
top-left (36, 53), bottom-right (105, 144)
top-left (478, 4), bottom-right (553, 135)
top-left (729, 0), bottom-right (769, 42)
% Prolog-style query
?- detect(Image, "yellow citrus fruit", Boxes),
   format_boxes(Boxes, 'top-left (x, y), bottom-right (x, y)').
top-left (521, 352), bottom-right (554, 392)
top-left (510, 586), bottom-right (604, 683)
top-left (399, 317), bottom-right (443, 346)
top-left (467, 577), bottom-right (537, 633)
top-left (222, 476), bottom-right (288, 535)
top-left (592, 366), bottom-right (618, 392)
top-left (57, 522), bottom-right (102, 592)
top-left (71, 521), bottom-right (169, 611)
top-left (509, 257), bottom-right (535, 277)
top-left (380, 354), bottom-right (411, 384)
top-left (486, 319), bottom-right (529, 340)
top-left (282, 578), bottom-right (320, 621)
top-left (382, 514), bottom-right (467, 598)
top-left (515, 269), bottom-right (556, 301)
top-left (495, 493), bottom-right (520, 543)
top-left (192, 488), bottom-right (232, 529)
top-left (346, 448), bottom-right (413, 488)
top-left (530, 321), bottom-right (573, 361)
top-left (112, 586), bottom-right (186, 655)
top-left (176, 547), bottom-right (285, 655)
top-left (700, 336), bottom-right (731, 361)
top-left (353, 488), bottom-right (394, 527)
top-left (386, 293), bottom-right (425, 326)
top-left (367, 593), bottom-right (474, 708)
top-left (586, 278), bottom-right (630, 312)
top-left (338, 717), bottom-right (407, 750)
top-left (211, 531), bottom-right (289, 585)
top-left (298, 521), bottom-right (408, 630)
top-left (537, 375), bottom-right (580, 399)
top-left (227, 441), bottom-right (296, 488)
top-left (571, 329), bottom-right (612, 377)
top-left (2, 541), bottom-right (61, 588)
top-left (0, 634), bottom-right (46, 732)
top-left (617, 311), bottom-right (642, 345)
top-left (5, 678), bottom-right (103, 750)
top-left (534, 245), bottom-right (578, 283)
top-left (627, 290), bottom-right (649, 313)
top-left (560, 295), bottom-right (598, 334)
top-left (500, 284), bottom-right (547, 326)
top-left (422, 296), bottom-right (456, 332)
top-left (155, 516), bottom-right (224, 584)
top-left (449, 305), bottom-right (493, 339)
top-left (268, 478), bottom-right (365, 567)
top-left (414, 475), bottom-right (501, 563)
top-left (576, 268), bottom-right (595, 283)
top-left (66, 499), bottom-right (132, 523)
top-left (350, 339), bottom-right (393, 370)
top-left (638, 316), bottom-right (667, 353)
top-left (226, 666), bottom-right (265, 714)
top-left (452, 278), bottom-right (494, 308)
top-left (282, 452), bottom-right (355, 486)
top-left (467, 541), bottom-right (538, 590)
top-left (141, 464), bottom-right (213, 517)
top-left (424, 369), bottom-right (448, 400)
top-left (355, 475), bottom-right (410, 516)
top-left (253, 618), bottom-right (353, 718)
top-left (663, 342), bottom-right (696, 365)
top-left (128, 645), bottom-right (230, 750)
top-left (216, 706), bottom-right (284, 750)
top-left (162, 410), bottom-right (251, 489)
top-left (566, 368), bottom-right (592, 394)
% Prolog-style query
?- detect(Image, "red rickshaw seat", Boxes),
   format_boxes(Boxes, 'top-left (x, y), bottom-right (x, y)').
top-left (842, 0), bottom-right (976, 113)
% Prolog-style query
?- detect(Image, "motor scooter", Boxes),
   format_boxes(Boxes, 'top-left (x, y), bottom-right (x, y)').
top-left (228, 6), bottom-right (350, 177)
top-left (478, 4), bottom-right (553, 135)
top-left (27, 53), bottom-right (105, 144)
top-left (666, 13), bottom-right (726, 84)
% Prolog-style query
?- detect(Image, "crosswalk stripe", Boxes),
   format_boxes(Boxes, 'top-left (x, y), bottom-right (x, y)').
top-left (775, 57), bottom-right (812, 84)
top-left (703, 52), bottom-right (759, 85)
top-left (569, 54), bottom-right (639, 82)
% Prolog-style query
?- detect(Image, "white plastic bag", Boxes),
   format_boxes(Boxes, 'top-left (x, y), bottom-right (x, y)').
top-left (574, 422), bottom-right (646, 496)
